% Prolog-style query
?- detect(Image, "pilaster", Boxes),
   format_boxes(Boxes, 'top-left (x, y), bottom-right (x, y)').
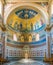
top-left (45, 24), bottom-right (52, 58)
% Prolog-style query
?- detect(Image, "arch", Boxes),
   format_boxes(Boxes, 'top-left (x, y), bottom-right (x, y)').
top-left (4, 3), bottom-right (48, 24)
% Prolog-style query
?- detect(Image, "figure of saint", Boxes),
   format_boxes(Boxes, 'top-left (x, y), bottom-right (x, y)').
top-left (10, 20), bottom-right (13, 26)
top-left (14, 22), bottom-right (18, 30)
top-left (35, 25), bottom-right (36, 30)
top-left (20, 22), bottom-right (22, 30)
top-left (36, 22), bottom-right (39, 29)
top-left (31, 23), bottom-right (33, 30)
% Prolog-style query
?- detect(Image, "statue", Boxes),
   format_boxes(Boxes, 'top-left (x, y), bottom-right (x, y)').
top-left (23, 45), bottom-right (30, 59)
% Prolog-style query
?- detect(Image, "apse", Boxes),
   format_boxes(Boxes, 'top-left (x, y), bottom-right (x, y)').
top-left (6, 6), bottom-right (46, 44)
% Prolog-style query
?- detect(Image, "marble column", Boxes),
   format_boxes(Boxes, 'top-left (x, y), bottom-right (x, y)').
top-left (45, 24), bottom-right (52, 58)
top-left (2, 32), bottom-right (5, 58)
top-left (46, 31), bottom-right (51, 58)
top-left (1, 0), bottom-right (6, 59)
top-left (45, 0), bottom-right (52, 59)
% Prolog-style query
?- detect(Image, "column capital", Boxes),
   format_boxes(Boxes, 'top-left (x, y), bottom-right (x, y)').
top-left (52, 0), bottom-right (53, 4)
top-left (0, 22), bottom-right (6, 32)
top-left (1, 0), bottom-right (6, 5)
top-left (48, 0), bottom-right (52, 4)
top-left (45, 24), bottom-right (52, 32)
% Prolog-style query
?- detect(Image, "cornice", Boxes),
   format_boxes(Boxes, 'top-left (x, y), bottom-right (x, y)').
top-left (1, 0), bottom-right (49, 4)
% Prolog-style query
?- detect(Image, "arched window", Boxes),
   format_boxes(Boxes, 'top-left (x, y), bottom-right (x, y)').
top-left (51, 4), bottom-right (53, 15)
top-left (36, 33), bottom-right (40, 41)
top-left (0, 1), bottom-right (2, 15)
top-left (51, 4), bottom-right (53, 24)
top-left (13, 34), bottom-right (17, 41)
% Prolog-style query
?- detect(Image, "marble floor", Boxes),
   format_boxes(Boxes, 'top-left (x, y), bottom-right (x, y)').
top-left (0, 61), bottom-right (53, 65)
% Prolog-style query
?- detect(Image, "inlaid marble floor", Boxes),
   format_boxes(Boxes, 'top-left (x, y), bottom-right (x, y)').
top-left (1, 61), bottom-right (53, 65)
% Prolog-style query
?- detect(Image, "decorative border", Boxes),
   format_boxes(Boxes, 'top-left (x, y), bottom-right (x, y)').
top-left (7, 24), bottom-right (45, 33)
top-left (7, 38), bottom-right (46, 45)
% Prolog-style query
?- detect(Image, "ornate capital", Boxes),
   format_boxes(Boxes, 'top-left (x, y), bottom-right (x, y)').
top-left (0, 24), bottom-right (6, 31)
top-left (45, 24), bottom-right (52, 32)
top-left (1, 0), bottom-right (6, 5)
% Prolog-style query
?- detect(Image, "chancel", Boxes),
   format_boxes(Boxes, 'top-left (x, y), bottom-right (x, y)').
top-left (0, 0), bottom-right (53, 65)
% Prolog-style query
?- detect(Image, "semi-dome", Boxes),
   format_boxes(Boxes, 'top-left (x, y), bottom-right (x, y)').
top-left (7, 7), bottom-right (45, 33)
